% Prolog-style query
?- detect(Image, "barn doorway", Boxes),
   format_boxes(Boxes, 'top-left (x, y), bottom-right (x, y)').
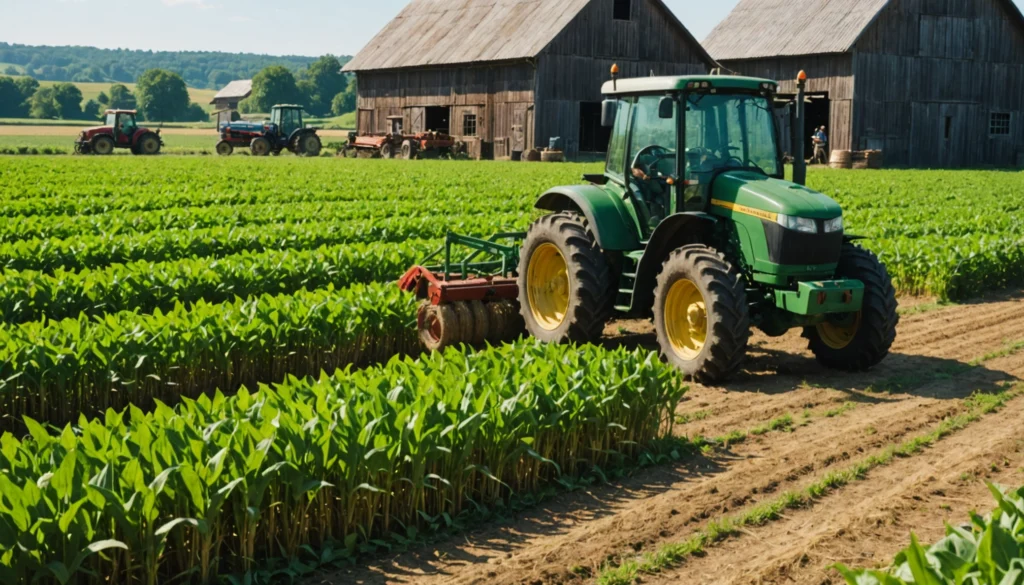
top-left (579, 102), bottom-right (612, 153)
top-left (804, 94), bottom-right (830, 160)
top-left (777, 93), bottom-right (830, 160)
top-left (425, 107), bottom-right (451, 133)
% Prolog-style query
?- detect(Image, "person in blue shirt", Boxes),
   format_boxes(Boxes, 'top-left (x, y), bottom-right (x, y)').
top-left (812, 126), bottom-right (829, 164)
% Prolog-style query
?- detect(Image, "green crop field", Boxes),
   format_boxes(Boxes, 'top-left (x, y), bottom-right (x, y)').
top-left (0, 156), bottom-right (1022, 583)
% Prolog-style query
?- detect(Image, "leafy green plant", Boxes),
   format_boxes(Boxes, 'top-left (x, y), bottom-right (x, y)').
top-left (0, 342), bottom-right (686, 584)
top-left (835, 484), bottom-right (1024, 585)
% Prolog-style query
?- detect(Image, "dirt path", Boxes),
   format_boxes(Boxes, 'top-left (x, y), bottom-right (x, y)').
top-left (312, 289), bottom-right (1024, 585)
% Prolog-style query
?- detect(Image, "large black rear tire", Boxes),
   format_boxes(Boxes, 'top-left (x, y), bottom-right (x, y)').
top-left (806, 244), bottom-right (898, 370)
top-left (250, 137), bottom-right (271, 156)
top-left (653, 245), bottom-right (750, 384)
top-left (518, 212), bottom-right (613, 344)
top-left (136, 133), bottom-right (161, 155)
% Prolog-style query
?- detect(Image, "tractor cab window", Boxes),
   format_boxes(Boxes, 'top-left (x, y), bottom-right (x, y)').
top-left (274, 108), bottom-right (302, 136)
top-left (117, 113), bottom-right (136, 137)
top-left (106, 113), bottom-right (117, 127)
top-left (605, 99), bottom-right (632, 182)
top-left (684, 93), bottom-right (780, 184)
top-left (627, 95), bottom-right (677, 226)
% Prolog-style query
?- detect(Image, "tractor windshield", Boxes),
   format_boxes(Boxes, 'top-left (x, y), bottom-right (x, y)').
top-left (684, 93), bottom-right (781, 179)
top-left (105, 113), bottom-right (116, 126)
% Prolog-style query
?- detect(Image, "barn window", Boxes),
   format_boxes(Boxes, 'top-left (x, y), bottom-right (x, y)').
top-left (990, 112), bottom-right (1011, 137)
top-left (613, 0), bottom-right (631, 21)
top-left (463, 113), bottom-right (478, 137)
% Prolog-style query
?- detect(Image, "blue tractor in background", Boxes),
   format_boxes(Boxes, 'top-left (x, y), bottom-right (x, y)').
top-left (216, 105), bottom-right (322, 157)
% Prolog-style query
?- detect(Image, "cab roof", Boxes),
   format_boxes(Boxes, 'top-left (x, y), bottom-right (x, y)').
top-left (273, 104), bottom-right (304, 109)
top-left (601, 75), bottom-right (777, 96)
top-left (104, 109), bottom-right (137, 115)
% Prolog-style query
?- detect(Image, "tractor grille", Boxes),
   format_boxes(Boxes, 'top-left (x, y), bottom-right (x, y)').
top-left (762, 221), bottom-right (844, 266)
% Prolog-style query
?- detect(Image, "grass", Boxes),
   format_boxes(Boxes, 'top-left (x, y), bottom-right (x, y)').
top-left (595, 385), bottom-right (1024, 585)
top-left (825, 402), bottom-right (857, 418)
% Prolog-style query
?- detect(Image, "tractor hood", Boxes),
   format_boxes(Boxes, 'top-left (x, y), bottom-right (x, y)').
top-left (77, 126), bottom-right (112, 140)
top-left (222, 121), bottom-right (271, 132)
top-left (712, 171), bottom-right (842, 220)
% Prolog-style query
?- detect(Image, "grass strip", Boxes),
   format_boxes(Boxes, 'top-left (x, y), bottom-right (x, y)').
top-left (595, 385), bottom-right (1023, 585)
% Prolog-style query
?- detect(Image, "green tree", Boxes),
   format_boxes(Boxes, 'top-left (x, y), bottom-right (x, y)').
top-left (0, 76), bottom-right (26, 117)
top-left (301, 55), bottom-right (347, 117)
top-left (97, 91), bottom-right (109, 106)
top-left (108, 84), bottom-right (137, 110)
top-left (331, 76), bottom-right (357, 117)
top-left (50, 82), bottom-right (83, 118)
top-left (208, 69), bottom-right (233, 88)
top-left (181, 103), bottom-right (208, 122)
top-left (3, 65), bottom-right (18, 75)
top-left (14, 77), bottom-right (39, 103)
top-left (29, 87), bottom-right (58, 119)
top-left (82, 99), bottom-right (101, 120)
top-left (248, 65), bottom-right (302, 113)
top-left (135, 69), bottom-right (189, 121)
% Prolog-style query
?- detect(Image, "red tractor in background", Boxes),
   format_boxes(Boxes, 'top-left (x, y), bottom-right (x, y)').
top-left (75, 110), bottom-right (163, 155)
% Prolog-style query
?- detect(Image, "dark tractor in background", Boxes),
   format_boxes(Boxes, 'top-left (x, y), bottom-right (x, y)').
top-left (216, 105), bottom-right (322, 157)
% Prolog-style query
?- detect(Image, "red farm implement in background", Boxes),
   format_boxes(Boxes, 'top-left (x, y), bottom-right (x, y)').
top-left (342, 130), bottom-right (465, 159)
top-left (398, 233), bottom-right (526, 350)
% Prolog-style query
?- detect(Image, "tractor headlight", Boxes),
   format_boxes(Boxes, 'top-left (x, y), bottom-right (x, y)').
top-left (823, 216), bottom-right (844, 233)
top-left (776, 214), bottom-right (818, 234)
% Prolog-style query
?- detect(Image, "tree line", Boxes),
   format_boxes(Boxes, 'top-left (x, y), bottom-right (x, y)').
top-left (0, 56), bottom-right (358, 122)
top-left (0, 71), bottom-right (208, 122)
top-left (0, 43), bottom-right (332, 90)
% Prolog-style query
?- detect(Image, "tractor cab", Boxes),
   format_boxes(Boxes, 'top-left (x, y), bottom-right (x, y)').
top-left (270, 105), bottom-right (305, 138)
top-left (106, 110), bottom-right (139, 146)
top-left (599, 76), bottom-right (785, 232)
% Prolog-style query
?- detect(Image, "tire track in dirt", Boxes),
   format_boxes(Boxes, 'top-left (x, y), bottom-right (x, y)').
top-left (644, 394), bottom-right (1024, 585)
top-left (310, 290), bottom-right (1024, 585)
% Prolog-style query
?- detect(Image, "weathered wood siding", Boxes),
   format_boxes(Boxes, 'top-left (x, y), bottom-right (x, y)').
top-left (854, 0), bottom-right (1024, 166)
top-left (535, 0), bottom-right (711, 157)
top-left (355, 62), bottom-right (535, 159)
top-left (717, 54), bottom-right (856, 153)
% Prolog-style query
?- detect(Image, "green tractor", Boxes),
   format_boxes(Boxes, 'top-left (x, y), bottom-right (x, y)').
top-left (399, 71), bottom-right (898, 383)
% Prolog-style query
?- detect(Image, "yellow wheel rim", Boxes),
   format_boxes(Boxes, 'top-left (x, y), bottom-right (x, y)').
top-left (664, 279), bottom-right (708, 360)
top-left (817, 312), bottom-right (862, 350)
top-left (527, 243), bottom-right (570, 331)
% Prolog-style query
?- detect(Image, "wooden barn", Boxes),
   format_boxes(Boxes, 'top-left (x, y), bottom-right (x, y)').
top-left (704, 0), bottom-right (1024, 168)
top-left (342, 0), bottom-right (716, 160)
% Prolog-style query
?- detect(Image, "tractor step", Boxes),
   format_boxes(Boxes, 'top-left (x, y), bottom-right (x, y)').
top-left (614, 255), bottom-right (642, 313)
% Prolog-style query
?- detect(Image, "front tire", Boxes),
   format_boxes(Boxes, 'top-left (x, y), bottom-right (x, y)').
top-left (518, 212), bottom-right (613, 344)
top-left (295, 133), bottom-right (322, 157)
top-left (216, 140), bottom-right (234, 156)
top-left (92, 135), bottom-right (115, 155)
top-left (654, 245), bottom-right (750, 384)
top-left (806, 244), bottom-right (898, 370)
top-left (250, 137), bottom-right (271, 156)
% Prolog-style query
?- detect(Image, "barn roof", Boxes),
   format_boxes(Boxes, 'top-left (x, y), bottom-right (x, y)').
top-left (343, 0), bottom-right (714, 72)
top-left (210, 80), bottom-right (252, 103)
top-left (704, 0), bottom-right (1024, 62)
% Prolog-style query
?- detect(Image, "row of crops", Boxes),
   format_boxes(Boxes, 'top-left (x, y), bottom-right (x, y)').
top-left (0, 343), bottom-right (685, 584)
top-left (837, 484), bottom-right (1023, 585)
top-left (0, 157), bottom-right (1022, 581)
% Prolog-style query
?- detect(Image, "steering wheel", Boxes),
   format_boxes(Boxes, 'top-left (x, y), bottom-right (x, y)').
top-left (632, 145), bottom-right (675, 177)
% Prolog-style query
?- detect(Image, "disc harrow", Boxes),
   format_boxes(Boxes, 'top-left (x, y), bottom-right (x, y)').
top-left (399, 232), bottom-right (526, 352)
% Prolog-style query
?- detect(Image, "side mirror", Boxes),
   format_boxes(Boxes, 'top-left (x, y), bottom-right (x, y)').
top-left (658, 96), bottom-right (674, 119)
top-left (601, 100), bottom-right (618, 128)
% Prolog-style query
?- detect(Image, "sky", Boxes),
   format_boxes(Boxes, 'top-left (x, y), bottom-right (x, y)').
top-left (2, 0), bottom-right (1023, 57)
top-left (0, 0), bottom-right (740, 57)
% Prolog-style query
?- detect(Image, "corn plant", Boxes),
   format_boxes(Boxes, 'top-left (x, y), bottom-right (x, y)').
top-left (0, 342), bottom-right (686, 585)
top-left (0, 240), bottom-right (435, 323)
top-left (836, 483), bottom-right (1024, 585)
top-left (0, 283), bottom-right (419, 432)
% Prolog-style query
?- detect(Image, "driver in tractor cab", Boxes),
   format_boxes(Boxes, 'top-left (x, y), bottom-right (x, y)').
top-left (119, 115), bottom-right (136, 140)
top-left (628, 97), bottom-right (677, 227)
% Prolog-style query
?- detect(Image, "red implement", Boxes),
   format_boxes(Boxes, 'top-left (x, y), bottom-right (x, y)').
top-left (399, 266), bottom-right (519, 306)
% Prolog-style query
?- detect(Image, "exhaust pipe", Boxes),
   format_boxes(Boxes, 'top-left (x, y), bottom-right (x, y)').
top-left (793, 70), bottom-right (808, 186)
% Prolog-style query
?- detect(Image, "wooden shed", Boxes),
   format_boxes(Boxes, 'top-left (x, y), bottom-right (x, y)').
top-left (704, 0), bottom-right (1024, 168)
top-left (209, 80), bottom-right (252, 112)
top-left (343, 0), bottom-right (716, 160)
